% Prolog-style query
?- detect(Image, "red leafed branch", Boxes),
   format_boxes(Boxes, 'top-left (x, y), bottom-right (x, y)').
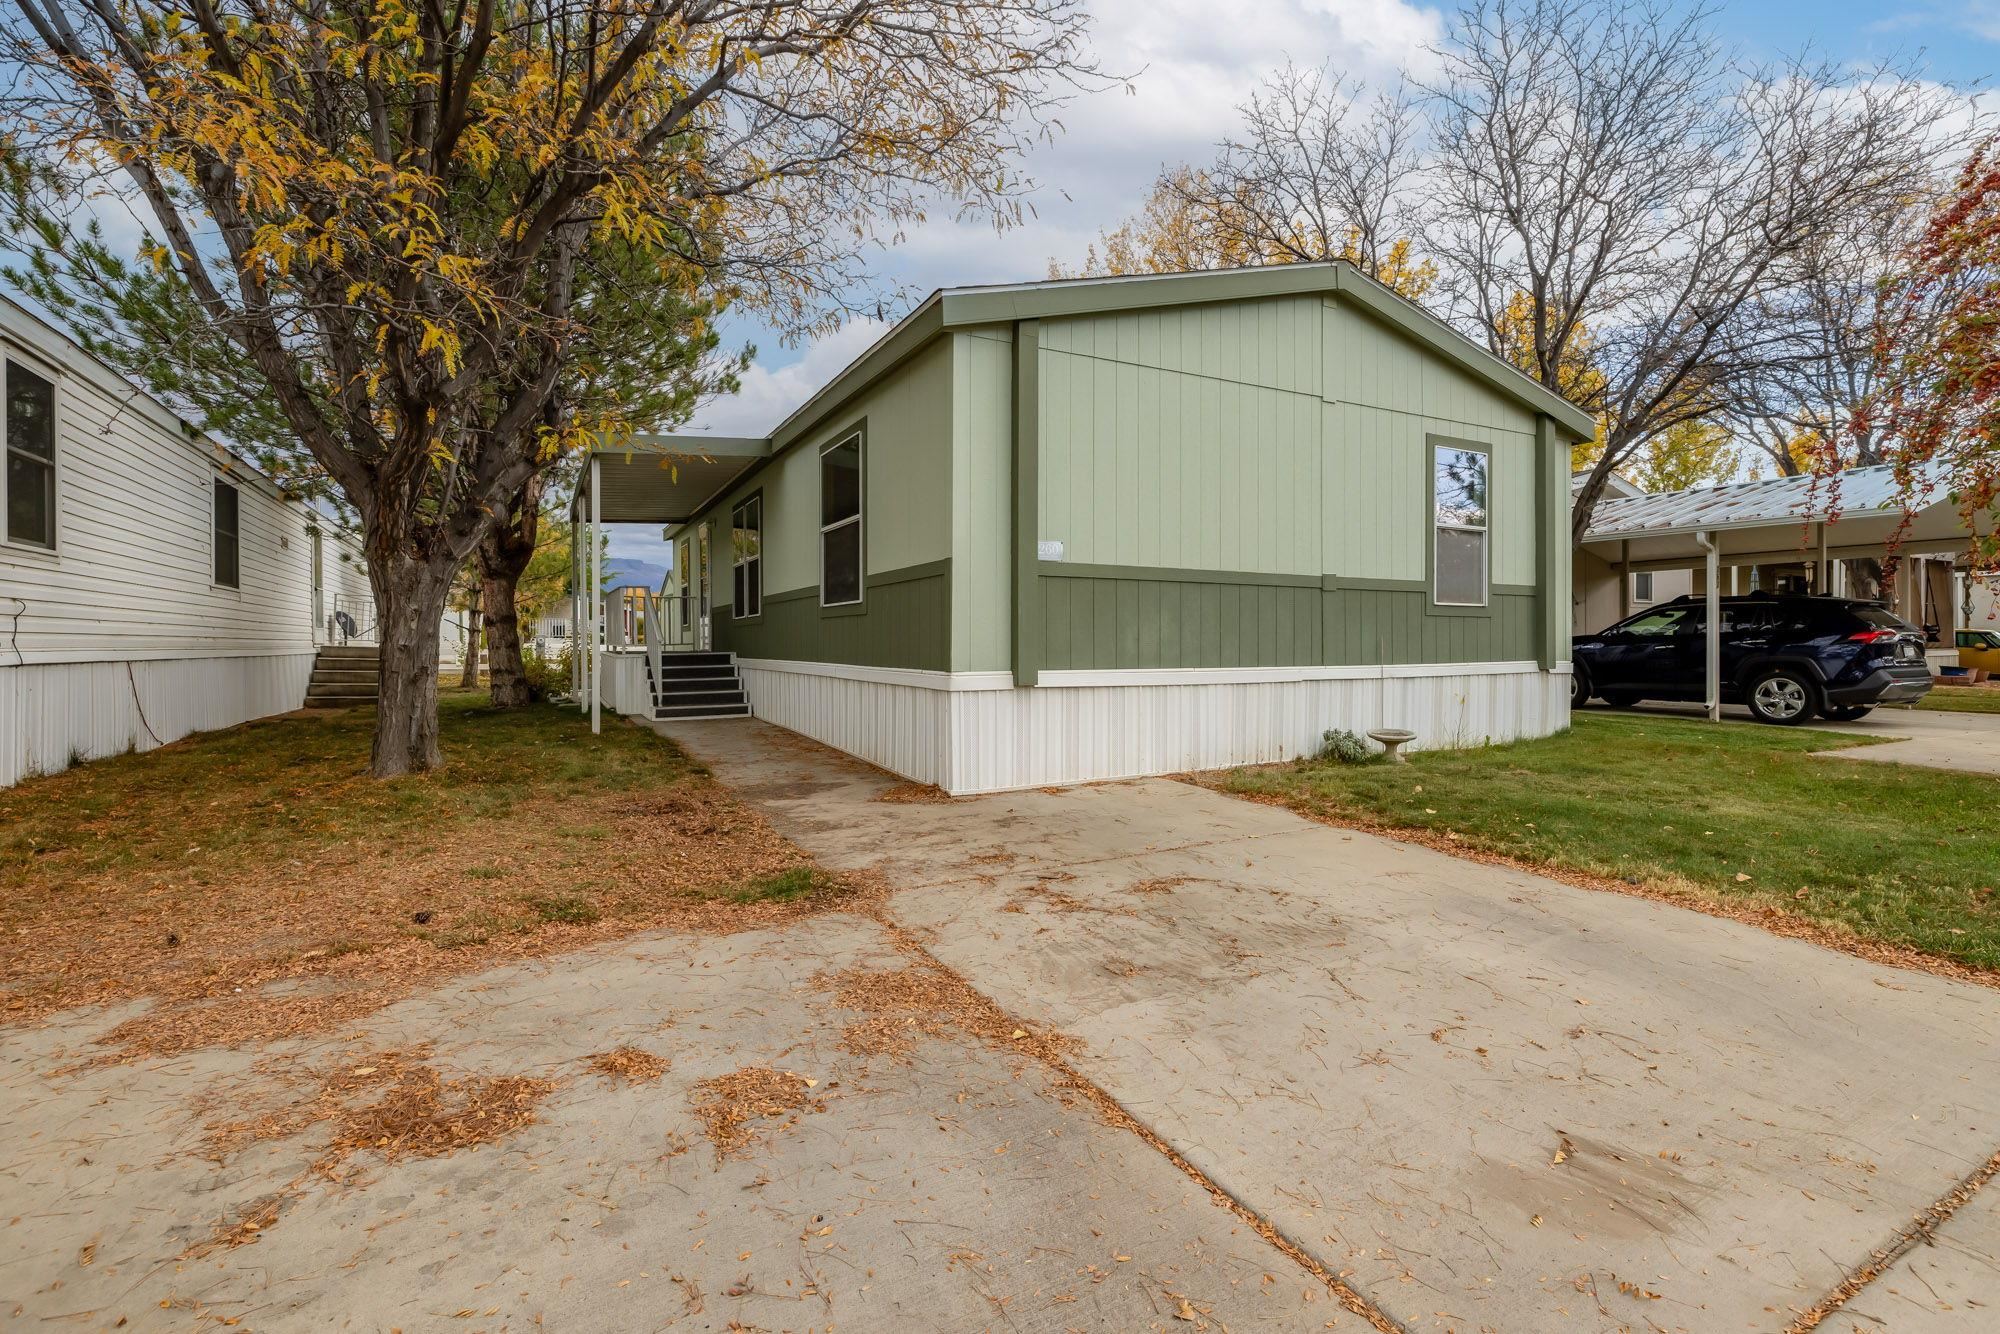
top-left (1847, 137), bottom-right (2000, 572)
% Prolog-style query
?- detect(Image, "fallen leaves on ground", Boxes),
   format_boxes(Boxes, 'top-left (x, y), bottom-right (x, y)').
top-left (688, 1066), bottom-right (823, 1159)
top-left (587, 1045), bottom-right (669, 1083)
top-left (873, 781), bottom-right (955, 804)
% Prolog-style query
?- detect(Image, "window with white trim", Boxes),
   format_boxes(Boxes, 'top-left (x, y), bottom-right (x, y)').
top-left (213, 478), bottom-right (240, 588)
top-left (1633, 571), bottom-right (1654, 603)
top-left (819, 433), bottom-right (862, 606)
top-left (5, 360), bottom-right (56, 548)
top-left (731, 493), bottom-right (762, 618)
top-left (1432, 444), bottom-right (1488, 607)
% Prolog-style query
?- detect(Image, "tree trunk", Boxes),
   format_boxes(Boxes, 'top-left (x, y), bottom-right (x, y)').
top-left (479, 475), bottom-right (544, 709)
top-left (458, 580), bottom-right (482, 689)
top-left (481, 559), bottom-right (531, 707)
top-left (371, 553), bottom-right (456, 777)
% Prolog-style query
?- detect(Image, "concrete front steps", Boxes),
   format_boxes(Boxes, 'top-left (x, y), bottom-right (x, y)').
top-left (649, 651), bottom-right (749, 720)
top-left (305, 644), bottom-right (380, 708)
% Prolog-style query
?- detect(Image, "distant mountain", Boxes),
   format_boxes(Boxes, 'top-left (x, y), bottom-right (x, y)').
top-left (605, 557), bottom-right (669, 590)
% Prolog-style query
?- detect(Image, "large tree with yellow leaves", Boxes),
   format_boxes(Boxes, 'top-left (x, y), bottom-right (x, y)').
top-left (6, 0), bottom-right (1097, 774)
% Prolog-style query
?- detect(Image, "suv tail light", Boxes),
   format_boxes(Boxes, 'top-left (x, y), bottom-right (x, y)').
top-left (1847, 629), bottom-right (1902, 644)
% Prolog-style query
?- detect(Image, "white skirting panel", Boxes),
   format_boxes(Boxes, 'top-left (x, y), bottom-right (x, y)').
top-left (738, 663), bottom-right (952, 786)
top-left (733, 658), bottom-right (1571, 796)
top-left (0, 653), bottom-right (315, 787)
top-left (600, 651), bottom-right (652, 718)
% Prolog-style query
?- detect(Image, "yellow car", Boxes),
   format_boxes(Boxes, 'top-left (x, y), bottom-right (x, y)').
top-left (1958, 628), bottom-right (2000, 674)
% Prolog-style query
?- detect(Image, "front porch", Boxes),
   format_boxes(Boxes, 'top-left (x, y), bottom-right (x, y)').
top-left (566, 435), bottom-right (770, 728)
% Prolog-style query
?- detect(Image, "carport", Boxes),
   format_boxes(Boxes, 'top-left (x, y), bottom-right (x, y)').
top-left (1578, 464), bottom-right (1990, 719)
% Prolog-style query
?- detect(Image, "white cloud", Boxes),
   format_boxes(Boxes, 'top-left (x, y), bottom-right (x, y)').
top-left (701, 0), bottom-right (1442, 403)
top-left (689, 317), bottom-right (891, 434)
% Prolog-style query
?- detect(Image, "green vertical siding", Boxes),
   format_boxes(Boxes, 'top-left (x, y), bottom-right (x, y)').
top-left (712, 561), bottom-right (949, 670)
top-left (950, 330), bottom-right (1013, 672)
top-left (1021, 289), bottom-right (1559, 672)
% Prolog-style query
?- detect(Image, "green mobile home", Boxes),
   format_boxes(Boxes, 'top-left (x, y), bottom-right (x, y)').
top-left (571, 262), bottom-right (1594, 793)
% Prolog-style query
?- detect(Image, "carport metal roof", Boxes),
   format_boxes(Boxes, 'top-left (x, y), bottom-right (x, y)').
top-left (566, 434), bottom-right (770, 525)
top-left (1579, 464), bottom-right (1982, 570)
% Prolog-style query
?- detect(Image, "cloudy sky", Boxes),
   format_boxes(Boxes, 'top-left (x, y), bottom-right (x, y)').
top-left (595, 0), bottom-right (1997, 573)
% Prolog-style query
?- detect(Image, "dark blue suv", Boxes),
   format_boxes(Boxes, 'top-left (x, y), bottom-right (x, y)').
top-left (1571, 594), bottom-right (1932, 724)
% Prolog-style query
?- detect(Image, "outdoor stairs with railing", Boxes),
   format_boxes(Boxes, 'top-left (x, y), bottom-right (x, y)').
top-left (305, 643), bottom-right (380, 708)
top-left (647, 651), bottom-right (749, 721)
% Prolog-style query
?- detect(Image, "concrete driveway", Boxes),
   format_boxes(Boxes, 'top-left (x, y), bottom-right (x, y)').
top-left (1583, 698), bottom-right (2000, 777)
top-left (668, 718), bottom-right (2000, 1333)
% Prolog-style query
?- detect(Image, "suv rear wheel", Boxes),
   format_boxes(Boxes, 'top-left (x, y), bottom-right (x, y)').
top-left (1747, 668), bottom-right (1818, 725)
top-left (1570, 665), bottom-right (1590, 708)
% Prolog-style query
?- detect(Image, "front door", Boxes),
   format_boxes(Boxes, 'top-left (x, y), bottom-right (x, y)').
top-left (697, 523), bottom-right (712, 651)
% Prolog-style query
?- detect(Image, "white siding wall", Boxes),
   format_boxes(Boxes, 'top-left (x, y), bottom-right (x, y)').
top-left (1, 298), bottom-right (363, 786)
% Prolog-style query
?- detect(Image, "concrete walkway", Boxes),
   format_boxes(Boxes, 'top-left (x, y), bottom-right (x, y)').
top-left (0, 916), bottom-right (1320, 1330)
top-left (1583, 698), bottom-right (2000, 776)
top-left (665, 717), bottom-right (2000, 1333)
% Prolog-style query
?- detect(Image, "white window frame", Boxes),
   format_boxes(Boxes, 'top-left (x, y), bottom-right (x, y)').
top-left (212, 476), bottom-right (242, 590)
top-left (1633, 570), bottom-right (1655, 603)
top-left (2, 354), bottom-right (61, 554)
top-left (1431, 443), bottom-right (1490, 609)
top-left (819, 431), bottom-right (864, 608)
top-left (731, 492), bottom-right (762, 620)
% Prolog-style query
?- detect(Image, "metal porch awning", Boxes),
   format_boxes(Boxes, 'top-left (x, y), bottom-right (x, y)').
top-left (567, 434), bottom-right (771, 525)
top-left (1578, 464), bottom-right (1974, 571)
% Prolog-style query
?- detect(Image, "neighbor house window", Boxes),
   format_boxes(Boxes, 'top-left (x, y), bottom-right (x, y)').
top-left (732, 494), bottom-right (762, 618)
top-left (820, 433), bottom-right (862, 606)
top-left (1633, 571), bottom-right (1655, 602)
top-left (213, 478), bottom-right (240, 587)
top-left (5, 360), bottom-right (56, 548)
top-left (1432, 444), bottom-right (1488, 607)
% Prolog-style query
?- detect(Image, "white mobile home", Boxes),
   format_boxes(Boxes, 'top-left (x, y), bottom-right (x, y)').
top-left (0, 295), bottom-right (371, 786)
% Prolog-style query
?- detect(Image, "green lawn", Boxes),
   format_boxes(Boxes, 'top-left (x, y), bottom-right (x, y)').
top-left (1219, 713), bottom-right (2000, 971)
top-left (1913, 688), bottom-right (2000, 715)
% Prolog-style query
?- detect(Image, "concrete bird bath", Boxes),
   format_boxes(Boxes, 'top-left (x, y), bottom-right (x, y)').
top-left (1367, 728), bottom-right (1416, 764)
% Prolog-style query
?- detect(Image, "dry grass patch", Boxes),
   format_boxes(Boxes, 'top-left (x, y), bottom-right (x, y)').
top-left (1, 695), bottom-right (858, 1059)
top-left (587, 1045), bottom-right (669, 1083)
top-left (688, 1066), bottom-right (824, 1159)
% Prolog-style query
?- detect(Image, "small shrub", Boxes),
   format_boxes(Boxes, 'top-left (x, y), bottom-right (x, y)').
top-left (521, 646), bottom-right (573, 702)
top-left (1316, 728), bottom-right (1374, 765)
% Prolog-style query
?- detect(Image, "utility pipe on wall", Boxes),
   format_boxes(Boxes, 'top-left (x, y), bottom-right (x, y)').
top-left (1696, 529), bottom-right (1721, 722)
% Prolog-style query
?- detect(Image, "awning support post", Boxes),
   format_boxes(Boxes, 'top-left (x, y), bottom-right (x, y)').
top-left (570, 512), bottom-right (583, 708)
top-left (1697, 529), bottom-right (1720, 722)
top-left (589, 453), bottom-right (602, 736)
